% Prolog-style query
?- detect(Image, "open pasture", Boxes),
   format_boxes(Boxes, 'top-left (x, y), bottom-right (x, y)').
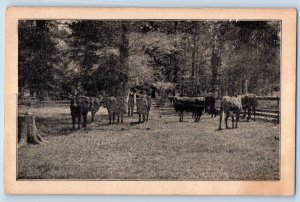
top-left (18, 103), bottom-right (280, 180)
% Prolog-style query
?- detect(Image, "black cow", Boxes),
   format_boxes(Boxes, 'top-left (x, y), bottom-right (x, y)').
top-left (70, 95), bottom-right (90, 130)
top-left (173, 97), bottom-right (206, 122)
top-left (239, 94), bottom-right (257, 121)
top-left (204, 96), bottom-right (218, 117)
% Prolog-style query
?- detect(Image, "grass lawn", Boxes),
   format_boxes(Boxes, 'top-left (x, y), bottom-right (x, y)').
top-left (18, 104), bottom-right (280, 180)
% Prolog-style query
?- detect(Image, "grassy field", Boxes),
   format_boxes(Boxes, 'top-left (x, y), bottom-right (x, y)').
top-left (18, 103), bottom-right (280, 180)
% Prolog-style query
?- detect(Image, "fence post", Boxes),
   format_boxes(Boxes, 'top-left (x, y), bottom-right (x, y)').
top-left (277, 97), bottom-right (280, 123)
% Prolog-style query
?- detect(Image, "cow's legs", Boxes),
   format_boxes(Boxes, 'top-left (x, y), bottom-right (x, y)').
top-left (91, 111), bottom-right (95, 122)
top-left (225, 113), bottom-right (229, 129)
top-left (212, 109), bottom-right (217, 117)
top-left (121, 113), bottom-right (123, 123)
top-left (77, 113), bottom-right (81, 130)
top-left (195, 111), bottom-right (198, 122)
top-left (235, 114), bottom-right (240, 128)
top-left (253, 107), bottom-right (256, 121)
top-left (112, 113), bottom-right (115, 123)
top-left (197, 111), bottom-right (203, 122)
top-left (242, 108), bottom-right (247, 119)
top-left (146, 111), bottom-right (149, 121)
top-left (117, 114), bottom-right (120, 123)
top-left (179, 111), bottom-right (183, 122)
top-left (82, 112), bottom-right (87, 129)
top-left (131, 106), bottom-right (134, 116)
top-left (231, 114), bottom-right (235, 129)
top-left (219, 110), bottom-right (223, 130)
top-left (128, 106), bottom-right (133, 116)
top-left (108, 113), bottom-right (112, 124)
top-left (195, 111), bottom-right (199, 122)
top-left (247, 108), bottom-right (251, 122)
top-left (71, 112), bottom-right (76, 129)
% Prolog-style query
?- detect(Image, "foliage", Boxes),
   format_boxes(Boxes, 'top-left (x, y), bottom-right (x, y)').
top-left (18, 20), bottom-right (280, 99)
top-left (18, 20), bottom-right (60, 98)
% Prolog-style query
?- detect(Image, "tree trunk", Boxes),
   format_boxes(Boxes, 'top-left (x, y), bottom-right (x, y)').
top-left (191, 23), bottom-right (198, 77)
top-left (119, 22), bottom-right (130, 98)
top-left (18, 113), bottom-right (44, 147)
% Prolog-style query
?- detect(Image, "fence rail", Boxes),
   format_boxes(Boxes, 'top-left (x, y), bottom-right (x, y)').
top-left (18, 100), bottom-right (70, 106)
top-left (256, 96), bottom-right (280, 101)
top-left (256, 108), bottom-right (279, 114)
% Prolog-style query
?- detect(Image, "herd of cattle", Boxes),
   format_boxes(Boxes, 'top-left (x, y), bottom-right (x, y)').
top-left (171, 94), bottom-right (257, 129)
top-left (69, 92), bottom-right (152, 129)
top-left (69, 93), bottom-right (257, 130)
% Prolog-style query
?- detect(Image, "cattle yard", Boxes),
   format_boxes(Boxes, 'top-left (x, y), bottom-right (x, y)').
top-left (18, 102), bottom-right (280, 180)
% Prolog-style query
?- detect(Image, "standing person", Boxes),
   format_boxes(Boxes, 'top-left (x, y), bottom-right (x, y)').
top-left (128, 89), bottom-right (135, 116)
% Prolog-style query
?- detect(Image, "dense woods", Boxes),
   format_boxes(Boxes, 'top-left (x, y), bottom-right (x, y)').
top-left (18, 20), bottom-right (280, 99)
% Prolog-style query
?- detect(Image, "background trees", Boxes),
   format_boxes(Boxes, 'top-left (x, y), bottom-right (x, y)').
top-left (18, 20), bottom-right (280, 99)
top-left (18, 20), bottom-right (60, 99)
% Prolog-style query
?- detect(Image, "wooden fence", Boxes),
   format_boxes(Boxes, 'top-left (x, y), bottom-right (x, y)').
top-left (254, 96), bottom-right (280, 123)
top-left (18, 99), bottom-right (70, 106)
top-left (19, 96), bottom-right (280, 123)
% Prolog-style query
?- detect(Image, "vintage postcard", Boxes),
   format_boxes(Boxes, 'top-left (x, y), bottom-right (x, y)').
top-left (4, 7), bottom-right (296, 195)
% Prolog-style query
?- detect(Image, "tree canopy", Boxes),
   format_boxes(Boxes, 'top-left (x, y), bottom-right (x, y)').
top-left (18, 20), bottom-right (280, 99)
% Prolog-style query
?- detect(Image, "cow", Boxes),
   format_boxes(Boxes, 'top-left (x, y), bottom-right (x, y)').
top-left (70, 95), bottom-right (90, 130)
top-left (116, 97), bottom-right (126, 123)
top-left (88, 97), bottom-right (103, 122)
top-left (106, 96), bottom-right (126, 124)
top-left (204, 96), bottom-right (218, 117)
top-left (239, 94), bottom-right (257, 121)
top-left (173, 97), bottom-right (206, 122)
top-left (136, 93), bottom-right (148, 123)
top-left (218, 96), bottom-right (243, 130)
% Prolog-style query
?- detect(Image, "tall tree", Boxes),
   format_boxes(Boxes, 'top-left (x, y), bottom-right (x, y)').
top-left (18, 20), bottom-right (60, 99)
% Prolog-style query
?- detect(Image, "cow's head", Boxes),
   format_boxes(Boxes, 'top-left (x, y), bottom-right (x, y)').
top-left (204, 96), bottom-right (214, 113)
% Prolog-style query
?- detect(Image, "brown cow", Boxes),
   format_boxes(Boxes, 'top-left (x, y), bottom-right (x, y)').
top-left (219, 96), bottom-right (243, 130)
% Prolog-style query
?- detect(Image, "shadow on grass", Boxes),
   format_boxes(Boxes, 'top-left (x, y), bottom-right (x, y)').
top-left (35, 116), bottom-right (80, 136)
top-left (129, 121), bottom-right (143, 125)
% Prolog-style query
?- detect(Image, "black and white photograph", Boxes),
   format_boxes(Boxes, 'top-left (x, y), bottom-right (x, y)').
top-left (17, 18), bottom-right (282, 181)
top-left (4, 7), bottom-right (296, 195)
